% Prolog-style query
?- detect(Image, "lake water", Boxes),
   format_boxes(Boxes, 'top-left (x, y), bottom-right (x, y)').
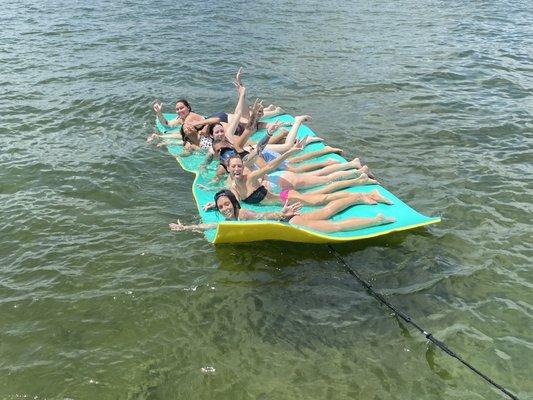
top-left (1, 0), bottom-right (532, 399)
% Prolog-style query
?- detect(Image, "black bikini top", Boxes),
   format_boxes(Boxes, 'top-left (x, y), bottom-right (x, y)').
top-left (242, 185), bottom-right (268, 204)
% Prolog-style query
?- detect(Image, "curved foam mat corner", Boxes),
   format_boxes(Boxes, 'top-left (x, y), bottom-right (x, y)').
top-left (157, 113), bottom-right (440, 243)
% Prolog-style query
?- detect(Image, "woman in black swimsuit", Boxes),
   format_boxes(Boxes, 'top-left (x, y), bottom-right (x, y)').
top-left (224, 146), bottom-right (378, 207)
top-left (170, 190), bottom-right (395, 233)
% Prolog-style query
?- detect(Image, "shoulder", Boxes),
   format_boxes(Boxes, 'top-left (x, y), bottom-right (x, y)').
top-left (188, 112), bottom-right (204, 122)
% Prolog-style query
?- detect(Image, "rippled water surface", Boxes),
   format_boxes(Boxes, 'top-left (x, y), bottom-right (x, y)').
top-left (1, 0), bottom-right (532, 399)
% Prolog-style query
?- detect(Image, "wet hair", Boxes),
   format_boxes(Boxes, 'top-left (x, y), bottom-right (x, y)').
top-left (214, 189), bottom-right (241, 219)
top-left (179, 125), bottom-right (192, 144)
top-left (175, 99), bottom-right (192, 112)
top-left (207, 122), bottom-right (224, 138)
top-left (227, 154), bottom-right (243, 167)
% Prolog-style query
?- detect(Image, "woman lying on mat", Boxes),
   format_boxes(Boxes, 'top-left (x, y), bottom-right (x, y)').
top-left (202, 114), bottom-right (334, 176)
top-left (149, 68), bottom-right (283, 151)
top-left (170, 190), bottom-right (395, 233)
top-left (217, 142), bottom-right (378, 207)
top-left (151, 98), bottom-right (206, 153)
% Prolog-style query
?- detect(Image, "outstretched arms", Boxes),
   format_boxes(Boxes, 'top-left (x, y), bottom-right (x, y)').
top-left (169, 219), bottom-right (218, 232)
top-left (245, 201), bottom-right (302, 221)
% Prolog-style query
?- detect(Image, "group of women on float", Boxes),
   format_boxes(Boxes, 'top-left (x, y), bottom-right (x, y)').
top-left (150, 68), bottom-right (396, 233)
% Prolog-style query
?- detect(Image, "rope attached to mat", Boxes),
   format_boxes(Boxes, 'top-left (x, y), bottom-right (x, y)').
top-left (327, 245), bottom-right (519, 400)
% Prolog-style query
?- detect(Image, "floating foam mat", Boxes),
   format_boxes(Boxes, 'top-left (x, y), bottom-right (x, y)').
top-left (157, 113), bottom-right (440, 244)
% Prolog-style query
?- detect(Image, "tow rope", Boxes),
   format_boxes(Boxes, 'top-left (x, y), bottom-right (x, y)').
top-left (327, 245), bottom-right (519, 400)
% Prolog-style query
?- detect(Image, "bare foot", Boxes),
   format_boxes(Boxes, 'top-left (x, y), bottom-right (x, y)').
top-left (350, 157), bottom-right (363, 169)
top-left (296, 115), bottom-right (312, 123)
top-left (369, 189), bottom-right (393, 205)
top-left (353, 173), bottom-right (378, 185)
top-left (365, 169), bottom-right (376, 180)
top-left (323, 146), bottom-right (344, 155)
top-left (234, 67), bottom-right (243, 86)
top-left (305, 136), bottom-right (324, 145)
top-left (375, 213), bottom-right (396, 225)
top-left (346, 158), bottom-right (365, 170)
top-left (356, 193), bottom-right (377, 205)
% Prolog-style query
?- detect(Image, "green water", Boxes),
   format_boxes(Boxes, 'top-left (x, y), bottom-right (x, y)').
top-left (1, 0), bottom-right (532, 399)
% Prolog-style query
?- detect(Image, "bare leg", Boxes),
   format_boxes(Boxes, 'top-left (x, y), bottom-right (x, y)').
top-left (283, 169), bottom-right (364, 189)
top-left (299, 158), bottom-right (366, 177)
top-left (265, 115), bottom-right (310, 153)
top-left (230, 91), bottom-right (248, 130)
top-left (287, 159), bottom-right (340, 173)
top-left (233, 67), bottom-right (251, 120)
top-left (288, 146), bottom-right (343, 163)
top-left (262, 106), bottom-right (284, 117)
top-left (301, 136), bottom-right (324, 145)
top-left (305, 174), bottom-right (378, 195)
top-left (287, 189), bottom-right (355, 206)
top-left (367, 189), bottom-right (394, 205)
top-left (296, 193), bottom-right (382, 220)
top-left (292, 213), bottom-right (395, 232)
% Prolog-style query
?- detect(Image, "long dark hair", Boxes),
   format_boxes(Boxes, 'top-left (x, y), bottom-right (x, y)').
top-left (207, 122), bottom-right (224, 138)
top-left (214, 189), bottom-right (241, 220)
top-left (176, 99), bottom-right (192, 112)
top-left (179, 125), bottom-right (189, 144)
top-left (175, 99), bottom-right (195, 143)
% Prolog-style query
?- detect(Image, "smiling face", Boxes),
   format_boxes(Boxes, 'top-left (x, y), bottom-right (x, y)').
top-left (228, 156), bottom-right (244, 179)
top-left (212, 124), bottom-right (226, 141)
top-left (216, 195), bottom-right (236, 220)
top-left (175, 101), bottom-right (190, 119)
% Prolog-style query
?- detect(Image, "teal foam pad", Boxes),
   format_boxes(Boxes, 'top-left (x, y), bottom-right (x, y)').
top-left (156, 113), bottom-right (440, 243)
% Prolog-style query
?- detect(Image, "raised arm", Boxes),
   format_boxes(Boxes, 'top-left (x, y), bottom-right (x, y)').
top-left (189, 116), bottom-right (222, 129)
top-left (240, 123), bottom-right (278, 167)
top-left (153, 101), bottom-right (181, 128)
top-left (153, 101), bottom-right (168, 125)
top-left (239, 202), bottom-right (302, 221)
